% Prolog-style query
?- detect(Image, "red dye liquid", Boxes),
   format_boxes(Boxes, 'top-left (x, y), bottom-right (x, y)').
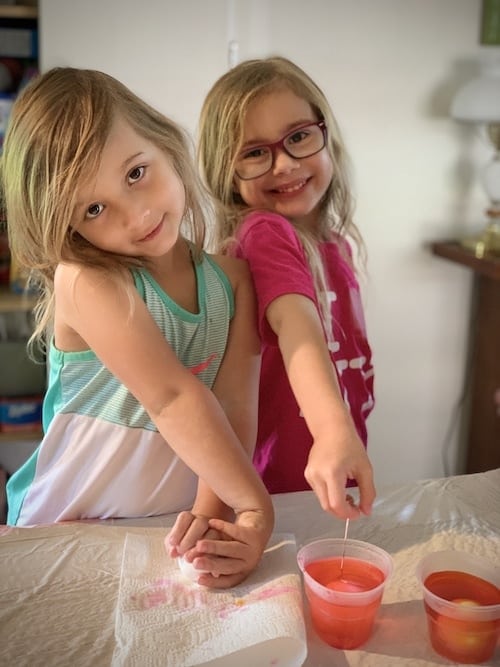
top-left (424, 570), bottom-right (500, 664)
top-left (304, 556), bottom-right (385, 650)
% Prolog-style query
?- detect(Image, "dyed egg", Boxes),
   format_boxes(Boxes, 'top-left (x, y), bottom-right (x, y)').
top-left (177, 557), bottom-right (203, 582)
top-left (435, 601), bottom-right (495, 655)
top-left (327, 579), bottom-right (366, 592)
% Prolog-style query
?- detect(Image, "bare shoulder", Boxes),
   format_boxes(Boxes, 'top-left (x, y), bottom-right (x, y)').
top-left (54, 262), bottom-right (133, 300)
top-left (54, 261), bottom-right (80, 287)
top-left (54, 262), bottom-right (136, 328)
top-left (54, 262), bottom-right (105, 294)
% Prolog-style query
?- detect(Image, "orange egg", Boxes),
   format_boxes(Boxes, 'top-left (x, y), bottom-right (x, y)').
top-left (435, 611), bottom-right (496, 655)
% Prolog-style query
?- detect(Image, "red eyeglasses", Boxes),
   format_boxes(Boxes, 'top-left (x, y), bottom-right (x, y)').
top-left (235, 120), bottom-right (327, 180)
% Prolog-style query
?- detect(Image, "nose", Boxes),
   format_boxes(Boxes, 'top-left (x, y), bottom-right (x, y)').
top-left (272, 147), bottom-right (300, 175)
top-left (122, 199), bottom-right (151, 228)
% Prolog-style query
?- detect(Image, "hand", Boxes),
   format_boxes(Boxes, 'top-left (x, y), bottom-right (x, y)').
top-left (182, 509), bottom-right (271, 589)
top-left (165, 511), bottom-right (221, 558)
top-left (304, 428), bottom-right (376, 519)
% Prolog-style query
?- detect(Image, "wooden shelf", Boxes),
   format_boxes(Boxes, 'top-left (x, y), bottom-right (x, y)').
top-left (430, 240), bottom-right (500, 281)
top-left (0, 4), bottom-right (37, 19)
top-left (0, 286), bottom-right (36, 313)
top-left (0, 429), bottom-right (41, 442)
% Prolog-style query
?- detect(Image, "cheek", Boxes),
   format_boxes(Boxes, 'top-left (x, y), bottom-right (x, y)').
top-left (318, 153), bottom-right (334, 186)
top-left (234, 181), bottom-right (258, 206)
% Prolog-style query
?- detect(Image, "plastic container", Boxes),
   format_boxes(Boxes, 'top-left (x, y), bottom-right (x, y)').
top-left (297, 538), bottom-right (393, 649)
top-left (416, 550), bottom-right (500, 664)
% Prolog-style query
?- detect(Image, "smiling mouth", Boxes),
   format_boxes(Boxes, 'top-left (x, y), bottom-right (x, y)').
top-left (139, 220), bottom-right (163, 242)
top-left (271, 178), bottom-right (308, 194)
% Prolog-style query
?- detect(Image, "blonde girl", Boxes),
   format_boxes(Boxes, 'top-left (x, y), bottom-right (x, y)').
top-left (198, 56), bottom-right (376, 519)
top-left (1, 67), bottom-right (273, 588)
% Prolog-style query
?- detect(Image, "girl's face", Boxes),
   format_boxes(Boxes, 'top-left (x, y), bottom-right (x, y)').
top-left (73, 116), bottom-right (185, 261)
top-left (234, 88), bottom-right (333, 228)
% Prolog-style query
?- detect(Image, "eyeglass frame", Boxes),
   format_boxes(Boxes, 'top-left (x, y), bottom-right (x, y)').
top-left (234, 120), bottom-right (328, 181)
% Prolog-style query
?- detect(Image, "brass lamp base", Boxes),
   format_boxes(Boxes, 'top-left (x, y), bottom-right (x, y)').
top-left (460, 210), bottom-right (500, 258)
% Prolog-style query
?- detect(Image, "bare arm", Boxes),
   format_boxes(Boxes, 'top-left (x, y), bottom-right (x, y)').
top-left (266, 293), bottom-right (375, 519)
top-left (167, 257), bottom-right (264, 556)
top-left (192, 256), bottom-right (261, 514)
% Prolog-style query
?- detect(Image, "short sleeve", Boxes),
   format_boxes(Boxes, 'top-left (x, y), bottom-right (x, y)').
top-left (236, 211), bottom-right (317, 343)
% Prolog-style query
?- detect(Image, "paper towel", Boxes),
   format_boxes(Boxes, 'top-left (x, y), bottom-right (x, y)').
top-left (112, 532), bottom-right (307, 667)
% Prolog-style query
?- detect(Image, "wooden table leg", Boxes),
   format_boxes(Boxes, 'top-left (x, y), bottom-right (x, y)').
top-left (466, 274), bottom-right (500, 472)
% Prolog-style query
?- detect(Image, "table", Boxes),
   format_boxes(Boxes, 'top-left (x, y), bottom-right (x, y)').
top-left (431, 240), bottom-right (500, 473)
top-left (1, 469), bottom-right (499, 666)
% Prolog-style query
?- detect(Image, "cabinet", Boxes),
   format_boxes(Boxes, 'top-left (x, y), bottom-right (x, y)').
top-left (431, 241), bottom-right (500, 473)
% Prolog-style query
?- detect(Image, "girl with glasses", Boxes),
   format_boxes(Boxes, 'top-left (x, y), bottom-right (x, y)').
top-left (198, 56), bottom-right (376, 520)
top-left (1, 67), bottom-right (274, 587)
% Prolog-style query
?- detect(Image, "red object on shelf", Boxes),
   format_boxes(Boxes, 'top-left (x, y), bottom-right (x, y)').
top-left (0, 218), bottom-right (10, 286)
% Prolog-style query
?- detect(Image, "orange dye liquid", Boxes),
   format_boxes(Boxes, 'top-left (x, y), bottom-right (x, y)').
top-left (305, 556), bottom-right (385, 650)
top-left (424, 570), bottom-right (500, 664)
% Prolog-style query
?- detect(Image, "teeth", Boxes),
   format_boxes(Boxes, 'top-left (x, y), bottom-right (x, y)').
top-left (276, 180), bottom-right (305, 193)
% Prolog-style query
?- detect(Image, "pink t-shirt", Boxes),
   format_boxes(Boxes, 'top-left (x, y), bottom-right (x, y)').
top-left (234, 210), bottom-right (375, 493)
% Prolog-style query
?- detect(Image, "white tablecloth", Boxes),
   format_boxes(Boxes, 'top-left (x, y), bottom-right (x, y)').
top-left (1, 469), bottom-right (499, 666)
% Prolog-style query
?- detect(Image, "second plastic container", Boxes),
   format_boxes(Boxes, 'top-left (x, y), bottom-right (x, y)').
top-left (416, 550), bottom-right (500, 664)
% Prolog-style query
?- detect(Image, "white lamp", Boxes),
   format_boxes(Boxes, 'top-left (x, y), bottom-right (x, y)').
top-left (450, 56), bottom-right (500, 256)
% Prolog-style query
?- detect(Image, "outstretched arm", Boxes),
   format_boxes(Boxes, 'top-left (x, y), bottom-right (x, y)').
top-left (266, 293), bottom-right (375, 519)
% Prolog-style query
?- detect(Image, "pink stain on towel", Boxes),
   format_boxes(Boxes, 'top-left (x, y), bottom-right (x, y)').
top-left (130, 578), bottom-right (298, 619)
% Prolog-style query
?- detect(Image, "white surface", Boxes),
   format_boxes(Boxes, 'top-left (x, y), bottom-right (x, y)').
top-left (0, 469), bottom-right (499, 666)
top-left (38, 0), bottom-right (487, 486)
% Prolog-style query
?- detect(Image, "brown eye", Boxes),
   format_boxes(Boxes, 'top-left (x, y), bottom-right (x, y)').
top-left (86, 203), bottom-right (104, 218)
top-left (287, 129), bottom-right (309, 145)
top-left (128, 166), bottom-right (145, 183)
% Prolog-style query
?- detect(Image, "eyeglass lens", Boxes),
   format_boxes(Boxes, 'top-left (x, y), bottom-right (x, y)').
top-left (235, 122), bottom-right (326, 180)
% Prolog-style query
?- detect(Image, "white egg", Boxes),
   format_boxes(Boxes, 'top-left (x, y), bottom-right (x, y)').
top-left (177, 556), bottom-right (204, 582)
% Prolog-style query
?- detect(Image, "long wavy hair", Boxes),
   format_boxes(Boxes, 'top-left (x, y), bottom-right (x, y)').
top-left (0, 67), bottom-right (209, 351)
top-left (198, 56), bottom-right (365, 339)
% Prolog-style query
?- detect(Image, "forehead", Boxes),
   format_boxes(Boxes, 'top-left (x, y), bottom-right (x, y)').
top-left (242, 88), bottom-right (316, 143)
top-left (102, 115), bottom-right (145, 158)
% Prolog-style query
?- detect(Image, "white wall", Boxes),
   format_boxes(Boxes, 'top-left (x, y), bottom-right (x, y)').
top-left (39, 0), bottom-right (494, 486)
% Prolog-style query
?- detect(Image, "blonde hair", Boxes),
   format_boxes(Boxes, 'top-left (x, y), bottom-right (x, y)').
top-left (0, 67), bottom-right (208, 350)
top-left (198, 56), bottom-right (365, 339)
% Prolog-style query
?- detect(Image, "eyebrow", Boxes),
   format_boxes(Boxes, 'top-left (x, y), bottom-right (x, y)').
top-left (241, 118), bottom-right (316, 149)
top-left (121, 151), bottom-right (145, 170)
top-left (74, 151), bottom-right (146, 209)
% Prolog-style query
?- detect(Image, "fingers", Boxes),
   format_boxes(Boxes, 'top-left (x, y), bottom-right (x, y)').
top-left (188, 547), bottom-right (254, 589)
top-left (165, 511), bottom-right (193, 556)
top-left (165, 512), bottom-right (209, 557)
top-left (306, 451), bottom-right (376, 519)
top-left (357, 472), bottom-right (376, 516)
top-left (309, 474), bottom-right (359, 519)
top-left (177, 541), bottom-right (251, 590)
top-left (207, 517), bottom-right (244, 540)
top-left (181, 517), bottom-right (263, 587)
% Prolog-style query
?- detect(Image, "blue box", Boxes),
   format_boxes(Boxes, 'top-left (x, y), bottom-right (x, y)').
top-left (0, 395), bottom-right (43, 433)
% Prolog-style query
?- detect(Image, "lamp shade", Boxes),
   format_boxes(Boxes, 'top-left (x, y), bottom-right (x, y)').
top-left (451, 59), bottom-right (500, 123)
